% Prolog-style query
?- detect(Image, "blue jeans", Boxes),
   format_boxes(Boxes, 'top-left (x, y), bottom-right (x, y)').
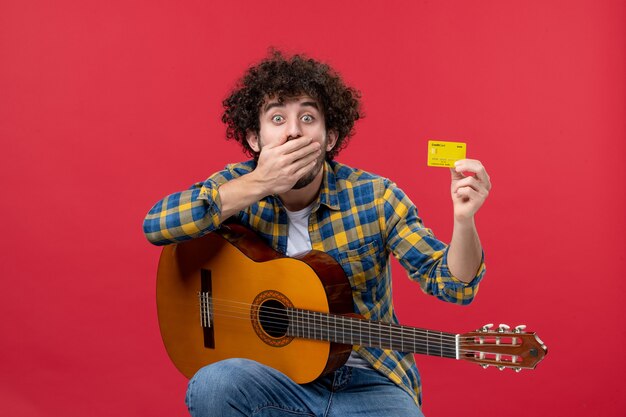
top-left (185, 358), bottom-right (425, 417)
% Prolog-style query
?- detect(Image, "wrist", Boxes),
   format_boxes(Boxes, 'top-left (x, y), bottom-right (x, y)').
top-left (242, 170), bottom-right (271, 200)
top-left (453, 214), bottom-right (476, 230)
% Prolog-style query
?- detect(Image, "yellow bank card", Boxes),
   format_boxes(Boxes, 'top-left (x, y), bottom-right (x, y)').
top-left (427, 140), bottom-right (467, 168)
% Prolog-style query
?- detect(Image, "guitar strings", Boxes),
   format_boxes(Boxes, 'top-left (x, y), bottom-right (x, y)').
top-left (204, 307), bottom-right (522, 361)
top-left (202, 309), bottom-right (515, 360)
top-left (191, 264), bottom-right (515, 344)
top-left (204, 296), bottom-right (460, 341)
top-left (205, 296), bottom-right (510, 344)
top-left (198, 298), bottom-right (520, 357)
top-left (191, 272), bottom-right (482, 347)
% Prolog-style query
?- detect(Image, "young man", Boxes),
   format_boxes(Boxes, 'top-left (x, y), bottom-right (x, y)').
top-left (143, 51), bottom-right (491, 417)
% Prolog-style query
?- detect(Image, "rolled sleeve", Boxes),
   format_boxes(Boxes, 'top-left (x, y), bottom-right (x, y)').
top-left (142, 162), bottom-right (255, 246)
top-left (142, 183), bottom-right (221, 245)
top-left (198, 178), bottom-right (223, 218)
top-left (427, 247), bottom-right (485, 304)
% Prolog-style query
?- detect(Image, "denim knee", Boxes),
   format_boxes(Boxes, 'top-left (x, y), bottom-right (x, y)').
top-left (185, 358), bottom-right (262, 415)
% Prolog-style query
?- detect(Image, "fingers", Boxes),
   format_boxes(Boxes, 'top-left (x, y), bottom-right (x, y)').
top-left (292, 156), bottom-right (319, 179)
top-left (454, 185), bottom-right (480, 201)
top-left (262, 136), bottom-right (319, 163)
top-left (287, 139), bottom-right (321, 162)
top-left (290, 145), bottom-right (321, 171)
top-left (271, 137), bottom-right (320, 166)
top-left (451, 176), bottom-right (481, 194)
top-left (452, 177), bottom-right (489, 205)
top-left (452, 159), bottom-right (492, 191)
top-left (265, 135), bottom-right (314, 153)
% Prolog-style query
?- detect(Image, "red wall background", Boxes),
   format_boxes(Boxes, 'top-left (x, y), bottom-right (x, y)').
top-left (1, 1), bottom-right (624, 415)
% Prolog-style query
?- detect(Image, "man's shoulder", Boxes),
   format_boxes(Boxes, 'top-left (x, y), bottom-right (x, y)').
top-left (328, 161), bottom-right (408, 206)
top-left (225, 160), bottom-right (256, 174)
top-left (211, 160), bottom-right (256, 180)
top-left (329, 160), bottom-right (389, 186)
top-left (203, 160), bottom-right (256, 185)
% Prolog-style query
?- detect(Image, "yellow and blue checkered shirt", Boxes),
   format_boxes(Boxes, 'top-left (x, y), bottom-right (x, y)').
top-left (143, 160), bottom-right (485, 405)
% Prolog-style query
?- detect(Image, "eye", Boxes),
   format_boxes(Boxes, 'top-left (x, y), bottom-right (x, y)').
top-left (301, 114), bottom-right (314, 123)
top-left (271, 115), bottom-right (284, 123)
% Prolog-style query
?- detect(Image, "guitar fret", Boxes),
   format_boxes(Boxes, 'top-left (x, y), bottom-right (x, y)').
top-left (316, 312), bottom-right (320, 340)
top-left (439, 332), bottom-right (443, 358)
top-left (287, 308), bottom-right (458, 359)
top-left (315, 312), bottom-right (320, 340)
top-left (317, 311), bottom-right (322, 340)
top-left (298, 308), bottom-right (302, 338)
top-left (306, 312), bottom-right (311, 339)
top-left (349, 317), bottom-right (353, 345)
top-left (298, 309), bottom-right (302, 338)
top-left (325, 311), bottom-right (329, 342)
top-left (317, 312), bottom-right (322, 340)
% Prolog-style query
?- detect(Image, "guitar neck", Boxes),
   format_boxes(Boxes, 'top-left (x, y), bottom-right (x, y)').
top-left (286, 308), bottom-right (458, 359)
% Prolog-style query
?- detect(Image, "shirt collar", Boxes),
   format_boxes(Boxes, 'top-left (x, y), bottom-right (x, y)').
top-left (317, 160), bottom-right (340, 210)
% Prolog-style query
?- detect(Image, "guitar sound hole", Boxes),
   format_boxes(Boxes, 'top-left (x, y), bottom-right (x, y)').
top-left (259, 300), bottom-right (289, 338)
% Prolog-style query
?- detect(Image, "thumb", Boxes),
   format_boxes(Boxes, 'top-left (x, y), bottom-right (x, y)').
top-left (450, 166), bottom-right (464, 180)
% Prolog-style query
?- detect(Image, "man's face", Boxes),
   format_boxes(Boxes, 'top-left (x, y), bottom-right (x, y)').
top-left (250, 95), bottom-right (336, 189)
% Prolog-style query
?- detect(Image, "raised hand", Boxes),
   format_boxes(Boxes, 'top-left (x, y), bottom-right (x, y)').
top-left (253, 135), bottom-right (322, 196)
top-left (450, 159), bottom-right (492, 220)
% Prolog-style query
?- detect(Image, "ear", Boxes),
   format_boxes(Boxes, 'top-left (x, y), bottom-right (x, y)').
top-left (246, 130), bottom-right (261, 153)
top-left (326, 130), bottom-right (339, 152)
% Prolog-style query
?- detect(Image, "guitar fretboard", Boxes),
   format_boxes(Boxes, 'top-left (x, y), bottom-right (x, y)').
top-left (286, 308), bottom-right (458, 359)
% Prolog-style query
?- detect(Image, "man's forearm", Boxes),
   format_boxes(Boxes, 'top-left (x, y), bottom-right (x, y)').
top-left (217, 172), bottom-right (268, 221)
top-left (447, 217), bottom-right (483, 283)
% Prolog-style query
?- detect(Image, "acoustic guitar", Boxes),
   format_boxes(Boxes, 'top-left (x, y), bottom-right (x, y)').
top-left (156, 223), bottom-right (547, 382)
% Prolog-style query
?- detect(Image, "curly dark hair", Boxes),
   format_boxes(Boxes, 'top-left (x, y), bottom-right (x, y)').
top-left (222, 50), bottom-right (362, 160)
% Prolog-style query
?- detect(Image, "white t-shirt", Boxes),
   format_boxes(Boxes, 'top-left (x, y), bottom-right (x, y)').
top-left (285, 205), bottom-right (313, 257)
top-left (285, 204), bottom-right (372, 369)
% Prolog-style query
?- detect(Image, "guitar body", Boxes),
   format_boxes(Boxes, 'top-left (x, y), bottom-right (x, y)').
top-left (156, 223), bottom-right (354, 383)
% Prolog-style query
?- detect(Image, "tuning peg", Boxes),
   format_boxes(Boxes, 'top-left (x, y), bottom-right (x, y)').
top-left (480, 364), bottom-right (489, 369)
top-left (498, 366), bottom-right (505, 371)
top-left (514, 367), bottom-right (523, 373)
top-left (514, 325), bottom-right (527, 333)
top-left (480, 323), bottom-right (494, 332)
top-left (535, 335), bottom-right (546, 347)
top-left (498, 324), bottom-right (510, 332)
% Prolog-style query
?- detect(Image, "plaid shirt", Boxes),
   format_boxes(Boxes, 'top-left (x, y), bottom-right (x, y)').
top-left (143, 160), bottom-right (485, 406)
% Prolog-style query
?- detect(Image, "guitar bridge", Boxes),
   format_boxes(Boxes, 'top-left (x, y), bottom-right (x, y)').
top-left (199, 269), bottom-right (215, 349)
top-left (199, 291), bottom-right (212, 328)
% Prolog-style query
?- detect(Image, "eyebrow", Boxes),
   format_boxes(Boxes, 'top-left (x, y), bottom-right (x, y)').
top-left (262, 101), bottom-right (320, 114)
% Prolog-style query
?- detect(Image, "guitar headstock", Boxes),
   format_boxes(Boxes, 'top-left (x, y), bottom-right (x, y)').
top-left (460, 324), bottom-right (547, 372)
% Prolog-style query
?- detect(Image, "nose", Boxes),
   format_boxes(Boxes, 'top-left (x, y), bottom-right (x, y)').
top-left (285, 118), bottom-right (302, 140)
